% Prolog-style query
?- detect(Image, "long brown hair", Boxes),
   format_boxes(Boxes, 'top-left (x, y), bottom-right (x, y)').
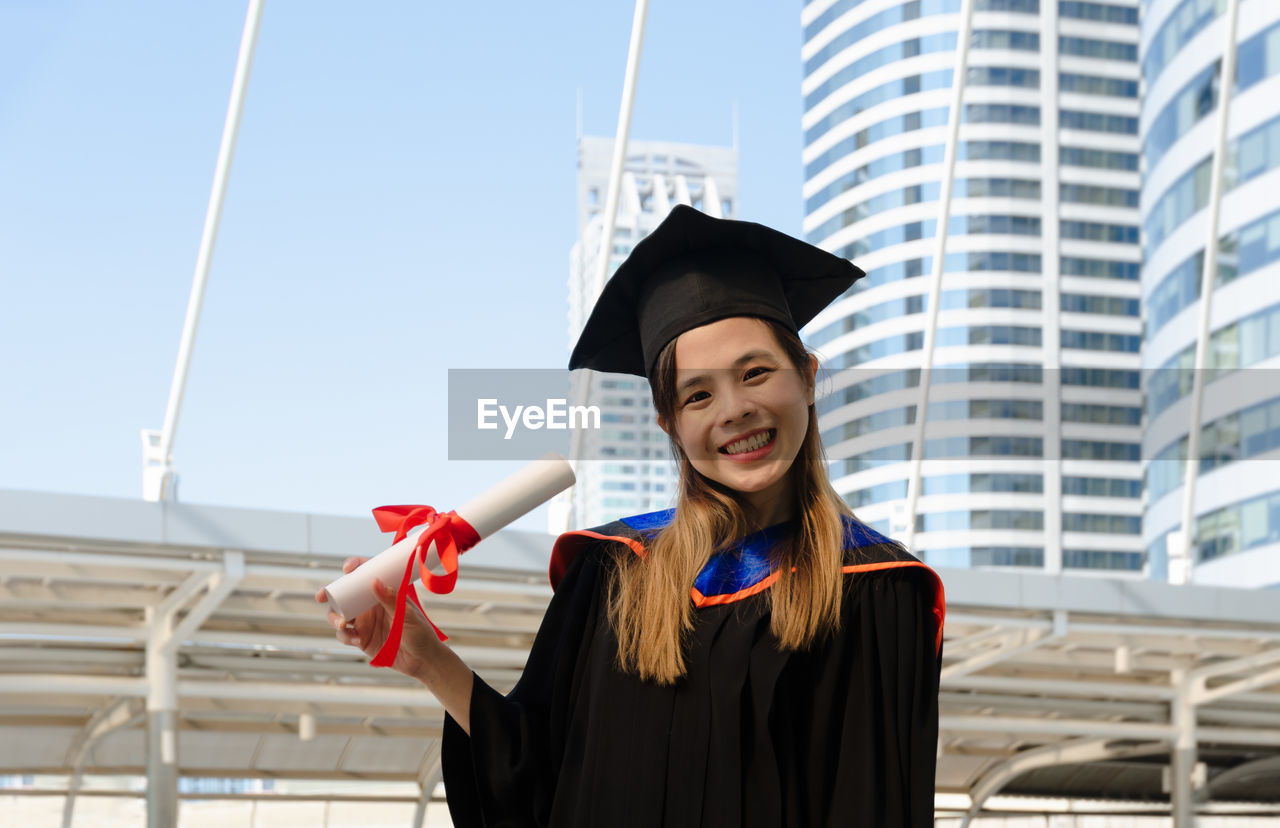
top-left (608, 318), bottom-right (853, 684)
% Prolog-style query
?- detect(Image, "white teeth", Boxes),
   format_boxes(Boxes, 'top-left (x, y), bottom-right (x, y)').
top-left (724, 430), bottom-right (773, 455)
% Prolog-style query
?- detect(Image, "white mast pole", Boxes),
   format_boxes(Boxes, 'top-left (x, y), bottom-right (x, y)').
top-left (564, 0), bottom-right (650, 531)
top-left (143, 0), bottom-right (266, 501)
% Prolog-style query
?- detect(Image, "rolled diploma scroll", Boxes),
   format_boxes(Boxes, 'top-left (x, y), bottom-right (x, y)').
top-left (323, 451), bottom-right (576, 619)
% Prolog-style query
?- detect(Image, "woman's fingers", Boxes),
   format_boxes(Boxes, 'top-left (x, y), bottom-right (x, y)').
top-left (371, 578), bottom-right (398, 612)
top-left (323, 604), bottom-right (369, 648)
top-left (319, 562), bottom-right (398, 653)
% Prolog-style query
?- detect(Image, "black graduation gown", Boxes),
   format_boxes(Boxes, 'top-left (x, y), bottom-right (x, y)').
top-left (442, 511), bottom-right (945, 827)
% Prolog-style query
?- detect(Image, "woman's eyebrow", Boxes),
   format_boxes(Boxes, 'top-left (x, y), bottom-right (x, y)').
top-left (733, 349), bottom-right (774, 366)
top-left (676, 373), bottom-right (710, 396)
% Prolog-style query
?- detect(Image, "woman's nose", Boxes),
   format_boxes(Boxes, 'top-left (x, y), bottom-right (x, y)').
top-left (718, 387), bottom-right (755, 425)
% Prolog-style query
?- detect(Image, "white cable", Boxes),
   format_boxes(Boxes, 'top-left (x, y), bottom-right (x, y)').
top-left (564, 0), bottom-right (650, 532)
top-left (153, 0), bottom-right (266, 496)
top-left (902, 0), bottom-right (975, 552)
top-left (1174, 0), bottom-right (1242, 584)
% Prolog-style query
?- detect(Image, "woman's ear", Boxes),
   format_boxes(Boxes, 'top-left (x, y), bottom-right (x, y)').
top-left (656, 413), bottom-right (670, 436)
top-left (805, 354), bottom-right (818, 406)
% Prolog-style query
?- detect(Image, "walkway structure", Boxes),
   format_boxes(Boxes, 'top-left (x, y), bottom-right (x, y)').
top-left (1, 488), bottom-right (1278, 824)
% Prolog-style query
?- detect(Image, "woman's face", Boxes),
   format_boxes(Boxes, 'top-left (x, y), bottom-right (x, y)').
top-left (661, 317), bottom-right (815, 517)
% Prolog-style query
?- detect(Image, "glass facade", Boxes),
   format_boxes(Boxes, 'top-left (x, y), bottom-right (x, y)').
top-left (1196, 488), bottom-right (1280, 562)
top-left (1143, 0), bottom-right (1226, 87)
top-left (1139, 0), bottom-right (1280, 587)
top-left (1146, 299), bottom-right (1280, 418)
top-left (1144, 112), bottom-right (1280, 257)
top-left (804, 0), bottom-right (1141, 572)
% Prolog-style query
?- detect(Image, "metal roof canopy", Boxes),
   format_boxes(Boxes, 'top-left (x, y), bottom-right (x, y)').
top-left (1, 489), bottom-right (1279, 822)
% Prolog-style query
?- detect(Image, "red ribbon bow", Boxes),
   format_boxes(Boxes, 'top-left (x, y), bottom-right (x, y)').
top-left (367, 504), bottom-right (480, 668)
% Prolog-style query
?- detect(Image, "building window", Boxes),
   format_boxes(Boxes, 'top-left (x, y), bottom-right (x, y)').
top-left (1061, 220), bottom-right (1138, 244)
top-left (807, 32), bottom-right (960, 111)
top-left (1060, 404), bottom-right (1142, 426)
top-left (1060, 330), bottom-right (1142, 352)
top-left (1061, 367), bottom-right (1139, 388)
top-left (843, 480), bottom-right (909, 509)
top-left (1144, 0), bottom-right (1225, 88)
top-left (806, 71), bottom-right (953, 145)
top-left (1144, 62), bottom-right (1218, 172)
top-left (964, 104), bottom-right (1041, 125)
top-left (939, 288), bottom-right (1042, 310)
top-left (961, 141), bottom-right (1041, 163)
top-left (1063, 549), bottom-right (1144, 570)
top-left (1196, 488), bottom-right (1280, 562)
top-left (945, 251), bottom-right (1042, 272)
top-left (1147, 298), bottom-right (1280, 418)
top-left (1058, 36), bottom-right (1137, 62)
top-left (1059, 1), bottom-right (1138, 24)
top-left (805, 142), bottom-right (946, 215)
top-left (1060, 257), bottom-right (1139, 280)
top-left (1059, 110), bottom-right (1139, 134)
top-left (924, 473), bottom-right (1044, 494)
top-left (925, 546), bottom-right (1045, 567)
top-left (833, 442), bottom-right (913, 476)
top-left (966, 66), bottom-right (1041, 88)
top-left (916, 510), bottom-right (1045, 531)
top-left (1060, 293), bottom-right (1139, 316)
top-left (1233, 18), bottom-right (1280, 92)
top-left (971, 30), bottom-right (1041, 51)
top-left (821, 406), bottom-right (917, 445)
top-left (929, 399), bottom-right (1044, 421)
top-left (1062, 476), bottom-right (1142, 497)
top-left (1058, 72), bottom-right (1138, 97)
top-left (1146, 207), bottom-right (1274, 340)
top-left (937, 325), bottom-right (1042, 347)
top-left (1061, 440), bottom-right (1142, 461)
top-left (1059, 184), bottom-right (1139, 208)
top-left (924, 435), bottom-right (1044, 458)
top-left (1062, 513), bottom-right (1142, 533)
top-left (952, 214), bottom-right (1042, 236)
top-left (1060, 146), bottom-right (1138, 170)
top-left (977, 0), bottom-right (1040, 11)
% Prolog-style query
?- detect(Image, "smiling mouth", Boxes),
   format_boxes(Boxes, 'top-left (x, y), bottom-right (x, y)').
top-left (719, 429), bottom-right (776, 455)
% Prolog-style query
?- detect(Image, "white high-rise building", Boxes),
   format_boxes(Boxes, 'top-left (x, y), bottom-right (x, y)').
top-left (552, 136), bottom-right (738, 531)
top-left (801, 0), bottom-right (1145, 574)
top-left (1139, 0), bottom-right (1280, 588)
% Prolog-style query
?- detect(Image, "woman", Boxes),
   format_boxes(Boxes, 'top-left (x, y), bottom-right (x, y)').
top-left (320, 205), bottom-right (945, 826)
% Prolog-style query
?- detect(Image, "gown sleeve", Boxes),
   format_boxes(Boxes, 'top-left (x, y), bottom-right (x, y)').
top-left (820, 565), bottom-right (943, 827)
top-left (441, 539), bottom-right (608, 828)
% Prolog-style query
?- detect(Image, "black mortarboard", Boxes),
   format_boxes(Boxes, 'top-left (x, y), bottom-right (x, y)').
top-left (569, 204), bottom-right (864, 379)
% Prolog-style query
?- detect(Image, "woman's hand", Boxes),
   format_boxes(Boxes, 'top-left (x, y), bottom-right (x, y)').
top-left (314, 556), bottom-right (445, 682)
top-left (314, 557), bottom-right (475, 732)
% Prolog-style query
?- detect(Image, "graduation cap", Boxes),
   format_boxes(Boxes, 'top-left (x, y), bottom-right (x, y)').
top-left (569, 205), bottom-right (864, 379)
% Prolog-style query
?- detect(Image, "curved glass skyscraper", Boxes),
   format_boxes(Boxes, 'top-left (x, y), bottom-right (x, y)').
top-left (1139, 0), bottom-right (1280, 588)
top-left (802, 0), bottom-right (1145, 574)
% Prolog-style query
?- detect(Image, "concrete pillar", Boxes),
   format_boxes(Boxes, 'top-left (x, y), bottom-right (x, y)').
top-left (146, 624), bottom-right (179, 828)
top-left (146, 709), bottom-right (179, 828)
top-left (1171, 675), bottom-right (1198, 828)
top-left (412, 784), bottom-right (431, 828)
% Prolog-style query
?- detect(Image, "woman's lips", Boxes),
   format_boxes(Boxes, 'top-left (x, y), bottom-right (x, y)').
top-left (718, 428), bottom-right (777, 462)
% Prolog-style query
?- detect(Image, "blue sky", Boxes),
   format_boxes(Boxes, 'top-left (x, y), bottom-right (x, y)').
top-left (0, 1), bottom-right (805, 531)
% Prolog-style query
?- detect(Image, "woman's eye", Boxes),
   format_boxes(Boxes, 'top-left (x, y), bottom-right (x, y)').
top-left (683, 390), bottom-right (710, 407)
top-left (744, 366), bottom-right (771, 381)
